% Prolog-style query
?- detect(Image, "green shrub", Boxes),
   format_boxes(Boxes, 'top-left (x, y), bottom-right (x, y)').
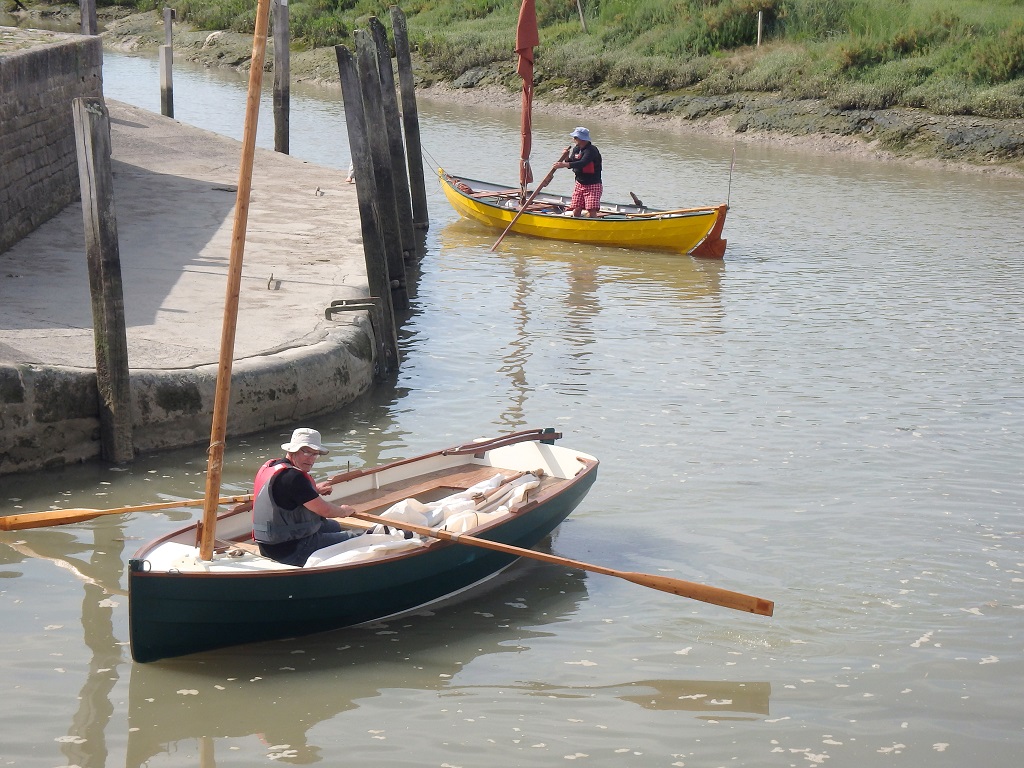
top-left (735, 45), bottom-right (807, 91)
top-left (826, 79), bottom-right (904, 109)
top-left (541, 43), bottom-right (614, 88)
top-left (297, 14), bottom-right (351, 48)
top-left (537, 0), bottom-right (580, 26)
top-left (418, 31), bottom-right (511, 77)
top-left (970, 21), bottom-right (1024, 83)
top-left (702, 0), bottom-right (773, 50)
top-left (903, 77), bottom-right (974, 114)
top-left (174, 0), bottom-right (254, 31)
top-left (967, 78), bottom-right (1024, 118)
top-left (775, 0), bottom-right (856, 42)
top-left (606, 55), bottom-right (697, 90)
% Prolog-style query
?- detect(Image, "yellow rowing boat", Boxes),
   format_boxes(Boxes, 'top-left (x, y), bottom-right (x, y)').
top-left (439, 168), bottom-right (728, 258)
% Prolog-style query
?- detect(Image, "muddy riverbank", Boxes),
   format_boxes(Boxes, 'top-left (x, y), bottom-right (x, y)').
top-left (9, 5), bottom-right (1024, 178)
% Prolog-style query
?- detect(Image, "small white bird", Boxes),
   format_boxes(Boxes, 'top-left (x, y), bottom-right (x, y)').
top-left (314, 186), bottom-right (324, 196)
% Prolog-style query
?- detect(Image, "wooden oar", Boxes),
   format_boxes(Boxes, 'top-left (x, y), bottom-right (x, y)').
top-left (489, 147), bottom-right (570, 252)
top-left (352, 510), bottom-right (774, 616)
top-left (323, 427), bottom-right (559, 486)
top-left (0, 494), bottom-right (254, 532)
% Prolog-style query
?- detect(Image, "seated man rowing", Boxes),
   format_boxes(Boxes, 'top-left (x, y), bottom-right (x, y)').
top-left (252, 427), bottom-right (363, 566)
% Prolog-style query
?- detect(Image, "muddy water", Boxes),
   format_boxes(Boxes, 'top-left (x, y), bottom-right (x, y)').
top-left (1, 50), bottom-right (1022, 767)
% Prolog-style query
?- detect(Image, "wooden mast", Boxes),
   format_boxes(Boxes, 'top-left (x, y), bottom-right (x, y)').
top-left (198, 0), bottom-right (273, 561)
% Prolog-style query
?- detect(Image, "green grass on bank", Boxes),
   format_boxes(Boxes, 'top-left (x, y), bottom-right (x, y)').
top-left (94, 0), bottom-right (1024, 118)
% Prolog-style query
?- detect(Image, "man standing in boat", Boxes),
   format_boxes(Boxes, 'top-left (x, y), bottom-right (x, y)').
top-left (252, 427), bottom-right (363, 566)
top-left (555, 127), bottom-right (603, 217)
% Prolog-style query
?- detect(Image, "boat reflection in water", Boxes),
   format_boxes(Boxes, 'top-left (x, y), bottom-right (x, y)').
top-left (437, 218), bottom-right (725, 310)
top-left (436, 218), bottom-right (727, 428)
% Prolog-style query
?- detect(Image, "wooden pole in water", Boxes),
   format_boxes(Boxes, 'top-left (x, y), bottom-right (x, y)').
top-left (354, 28), bottom-right (409, 310)
top-left (272, 0), bottom-right (290, 154)
top-left (198, 0), bottom-right (273, 561)
top-left (389, 5), bottom-right (429, 231)
top-left (159, 8), bottom-right (175, 119)
top-left (369, 16), bottom-right (416, 261)
top-left (335, 45), bottom-right (400, 376)
top-left (80, 0), bottom-right (97, 36)
top-left (72, 97), bottom-right (135, 465)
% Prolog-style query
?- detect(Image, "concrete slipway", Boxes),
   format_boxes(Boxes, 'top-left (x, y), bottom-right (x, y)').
top-left (0, 101), bottom-right (378, 475)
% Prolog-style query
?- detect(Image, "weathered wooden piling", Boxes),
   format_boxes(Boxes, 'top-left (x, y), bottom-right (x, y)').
top-left (80, 0), bottom-right (97, 36)
top-left (159, 8), bottom-right (175, 118)
top-left (354, 29), bottom-right (409, 310)
top-left (369, 16), bottom-right (416, 261)
top-left (273, 0), bottom-right (290, 154)
top-left (72, 97), bottom-right (135, 464)
top-left (334, 45), bottom-right (400, 376)
top-left (390, 5), bottom-right (429, 231)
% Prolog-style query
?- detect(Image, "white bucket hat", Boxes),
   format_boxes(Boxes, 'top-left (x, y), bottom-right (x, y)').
top-left (570, 126), bottom-right (591, 142)
top-left (281, 427), bottom-right (329, 455)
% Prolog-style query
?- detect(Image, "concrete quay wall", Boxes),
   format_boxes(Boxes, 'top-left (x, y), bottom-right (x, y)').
top-left (0, 28), bottom-right (103, 255)
top-left (0, 95), bottom-right (378, 477)
top-left (1, 322), bottom-right (376, 474)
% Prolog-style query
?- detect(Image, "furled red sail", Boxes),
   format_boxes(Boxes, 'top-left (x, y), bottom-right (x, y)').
top-left (515, 0), bottom-right (539, 190)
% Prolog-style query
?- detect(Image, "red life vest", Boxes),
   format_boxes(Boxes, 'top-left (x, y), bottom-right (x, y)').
top-left (251, 459), bottom-right (322, 544)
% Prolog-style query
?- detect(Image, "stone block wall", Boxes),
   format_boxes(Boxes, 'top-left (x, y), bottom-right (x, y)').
top-left (0, 29), bottom-right (103, 255)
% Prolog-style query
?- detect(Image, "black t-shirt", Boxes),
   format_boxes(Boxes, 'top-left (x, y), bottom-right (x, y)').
top-left (270, 463), bottom-right (320, 509)
top-left (567, 143), bottom-right (602, 185)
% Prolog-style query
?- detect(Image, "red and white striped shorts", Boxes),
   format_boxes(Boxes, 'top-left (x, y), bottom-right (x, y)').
top-left (570, 182), bottom-right (603, 211)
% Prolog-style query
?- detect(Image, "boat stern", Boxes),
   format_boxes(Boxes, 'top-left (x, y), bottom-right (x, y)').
top-left (689, 204), bottom-right (728, 259)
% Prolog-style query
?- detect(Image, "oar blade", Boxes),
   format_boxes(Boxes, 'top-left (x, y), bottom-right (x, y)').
top-left (0, 509), bottom-right (104, 531)
top-left (0, 494), bottom-right (254, 532)
top-left (622, 571), bottom-right (774, 617)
